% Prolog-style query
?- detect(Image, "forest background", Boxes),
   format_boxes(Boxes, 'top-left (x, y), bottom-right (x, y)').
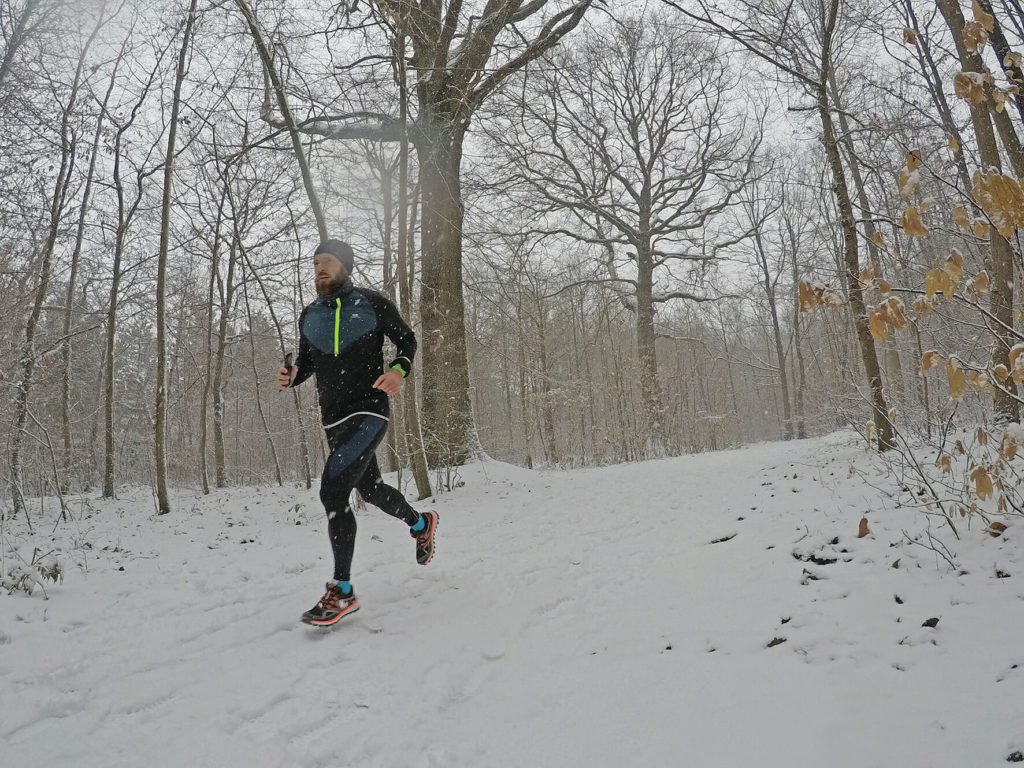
top-left (4, 0), bottom-right (1024, 536)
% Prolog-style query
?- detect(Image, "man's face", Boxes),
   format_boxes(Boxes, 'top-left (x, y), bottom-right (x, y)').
top-left (314, 253), bottom-right (347, 296)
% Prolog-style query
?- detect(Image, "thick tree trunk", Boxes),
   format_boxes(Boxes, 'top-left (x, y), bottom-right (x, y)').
top-left (635, 240), bottom-right (666, 454)
top-left (415, 111), bottom-right (475, 467)
top-left (937, 0), bottom-right (1020, 425)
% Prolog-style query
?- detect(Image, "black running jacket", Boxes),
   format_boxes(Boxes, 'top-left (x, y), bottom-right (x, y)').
top-left (290, 280), bottom-right (416, 426)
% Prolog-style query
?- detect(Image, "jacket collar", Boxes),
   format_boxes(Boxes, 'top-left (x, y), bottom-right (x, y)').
top-left (317, 278), bottom-right (354, 304)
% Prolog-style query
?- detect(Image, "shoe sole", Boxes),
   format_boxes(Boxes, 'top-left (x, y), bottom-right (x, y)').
top-left (301, 603), bottom-right (360, 627)
top-left (417, 512), bottom-right (439, 565)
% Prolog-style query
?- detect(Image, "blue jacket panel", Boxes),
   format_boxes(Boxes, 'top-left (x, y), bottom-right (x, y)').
top-left (292, 281), bottom-right (416, 426)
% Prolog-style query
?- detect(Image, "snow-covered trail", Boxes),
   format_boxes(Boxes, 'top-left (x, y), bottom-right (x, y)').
top-left (1, 434), bottom-right (1022, 767)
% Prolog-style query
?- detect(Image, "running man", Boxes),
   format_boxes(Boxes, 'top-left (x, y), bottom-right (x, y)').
top-left (278, 238), bottom-right (437, 626)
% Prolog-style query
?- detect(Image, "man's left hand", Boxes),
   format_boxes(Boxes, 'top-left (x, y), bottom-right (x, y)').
top-left (373, 369), bottom-right (404, 395)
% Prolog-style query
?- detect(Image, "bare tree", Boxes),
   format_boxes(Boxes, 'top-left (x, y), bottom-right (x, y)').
top-left (662, 0), bottom-right (896, 451)
top-left (154, 0), bottom-right (199, 514)
top-left (8, 5), bottom-right (103, 515)
top-left (484, 16), bottom-right (763, 452)
top-left (239, 0), bottom-right (597, 467)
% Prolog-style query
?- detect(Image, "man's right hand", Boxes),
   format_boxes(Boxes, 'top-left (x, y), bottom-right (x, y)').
top-left (277, 365), bottom-right (297, 390)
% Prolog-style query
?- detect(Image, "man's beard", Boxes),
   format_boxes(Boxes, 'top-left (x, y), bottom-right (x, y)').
top-left (316, 276), bottom-right (345, 297)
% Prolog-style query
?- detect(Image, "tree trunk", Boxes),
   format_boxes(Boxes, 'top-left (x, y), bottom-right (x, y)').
top-left (937, 0), bottom-right (1020, 425)
top-left (62, 58), bottom-right (113, 491)
top-left (9, 28), bottom-right (83, 515)
top-left (395, 39), bottom-right (432, 498)
top-left (415, 111), bottom-right (475, 467)
top-left (817, 0), bottom-right (893, 450)
top-left (755, 227), bottom-right (794, 440)
top-left (213, 239), bottom-right (238, 489)
top-left (786, 215), bottom-right (808, 439)
top-left (635, 239), bottom-right (666, 454)
top-left (154, 0), bottom-right (198, 514)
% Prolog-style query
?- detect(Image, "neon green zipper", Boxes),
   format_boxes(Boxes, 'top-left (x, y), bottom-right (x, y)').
top-left (334, 298), bottom-right (341, 355)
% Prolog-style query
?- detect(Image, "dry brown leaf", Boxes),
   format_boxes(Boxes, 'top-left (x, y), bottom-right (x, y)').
top-left (997, 496), bottom-right (1008, 514)
top-left (973, 0), bottom-right (996, 31)
top-left (1010, 345), bottom-right (1024, 367)
top-left (914, 295), bottom-right (934, 314)
top-left (973, 218), bottom-right (991, 238)
top-left (898, 169), bottom-right (918, 198)
top-left (964, 20), bottom-right (989, 53)
top-left (946, 358), bottom-right (968, 400)
top-left (936, 454), bottom-right (952, 473)
top-left (865, 421), bottom-right (874, 446)
top-left (993, 87), bottom-right (1009, 112)
top-left (921, 349), bottom-right (942, 372)
top-left (925, 268), bottom-right (956, 299)
top-left (954, 71), bottom-right (989, 104)
top-left (798, 280), bottom-right (816, 312)
top-left (858, 517), bottom-right (870, 538)
top-left (970, 465), bottom-right (994, 500)
top-left (955, 439), bottom-right (966, 455)
top-left (969, 370), bottom-right (986, 391)
top-left (952, 206), bottom-right (970, 229)
top-left (869, 306), bottom-right (888, 339)
top-left (906, 149), bottom-right (922, 171)
top-left (1009, 344), bottom-right (1024, 372)
top-left (876, 278), bottom-right (892, 294)
top-left (904, 27), bottom-right (919, 44)
top-left (886, 297), bottom-right (907, 329)
top-left (1000, 432), bottom-right (1017, 460)
top-left (975, 270), bottom-right (989, 294)
top-left (1006, 50), bottom-right (1023, 68)
top-left (799, 280), bottom-right (844, 312)
top-left (972, 171), bottom-right (1024, 237)
top-left (948, 134), bottom-right (960, 153)
top-left (993, 363), bottom-right (1010, 381)
top-left (901, 206), bottom-right (929, 236)
top-left (859, 265), bottom-right (875, 285)
top-left (872, 231), bottom-right (885, 248)
top-left (978, 427), bottom-right (989, 445)
top-left (945, 249), bottom-right (964, 281)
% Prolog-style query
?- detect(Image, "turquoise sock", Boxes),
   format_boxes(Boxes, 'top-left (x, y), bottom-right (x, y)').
top-left (331, 579), bottom-right (352, 595)
top-left (410, 515), bottom-right (425, 532)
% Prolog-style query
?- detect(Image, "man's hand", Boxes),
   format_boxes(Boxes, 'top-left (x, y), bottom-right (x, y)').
top-left (277, 365), bottom-right (297, 390)
top-left (373, 369), bottom-right (403, 395)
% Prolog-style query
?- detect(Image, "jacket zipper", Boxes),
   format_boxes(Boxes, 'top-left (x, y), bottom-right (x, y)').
top-left (333, 298), bottom-right (341, 355)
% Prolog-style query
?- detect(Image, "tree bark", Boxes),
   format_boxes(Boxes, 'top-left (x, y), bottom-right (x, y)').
top-left (415, 111), bottom-right (476, 466)
top-left (154, 0), bottom-right (199, 514)
top-left (937, 0), bottom-right (1020, 425)
top-left (817, 0), bottom-right (893, 450)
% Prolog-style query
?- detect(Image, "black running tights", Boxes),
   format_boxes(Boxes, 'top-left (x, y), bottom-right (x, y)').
top-left (320, 414), bottom-right (419, 582)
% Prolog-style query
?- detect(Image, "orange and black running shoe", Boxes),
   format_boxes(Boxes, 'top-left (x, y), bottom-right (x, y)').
top-left (301, 582), bottom-right (359, 626)
top-left (412, 511), bottom-right (438, 565)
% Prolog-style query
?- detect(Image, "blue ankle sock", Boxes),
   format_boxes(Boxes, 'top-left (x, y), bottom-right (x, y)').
top-left (410, 515), bottom-right (425, 532)
top-left (331, 580), bottom-right (352, 595)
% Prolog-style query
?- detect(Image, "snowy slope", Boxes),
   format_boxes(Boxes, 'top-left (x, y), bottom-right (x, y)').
top-left (1, 433), bottom-right (1022, 768)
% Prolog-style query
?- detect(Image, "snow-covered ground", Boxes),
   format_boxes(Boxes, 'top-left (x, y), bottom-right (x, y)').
top-left (1, 432), bottom-right (1022, 767)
